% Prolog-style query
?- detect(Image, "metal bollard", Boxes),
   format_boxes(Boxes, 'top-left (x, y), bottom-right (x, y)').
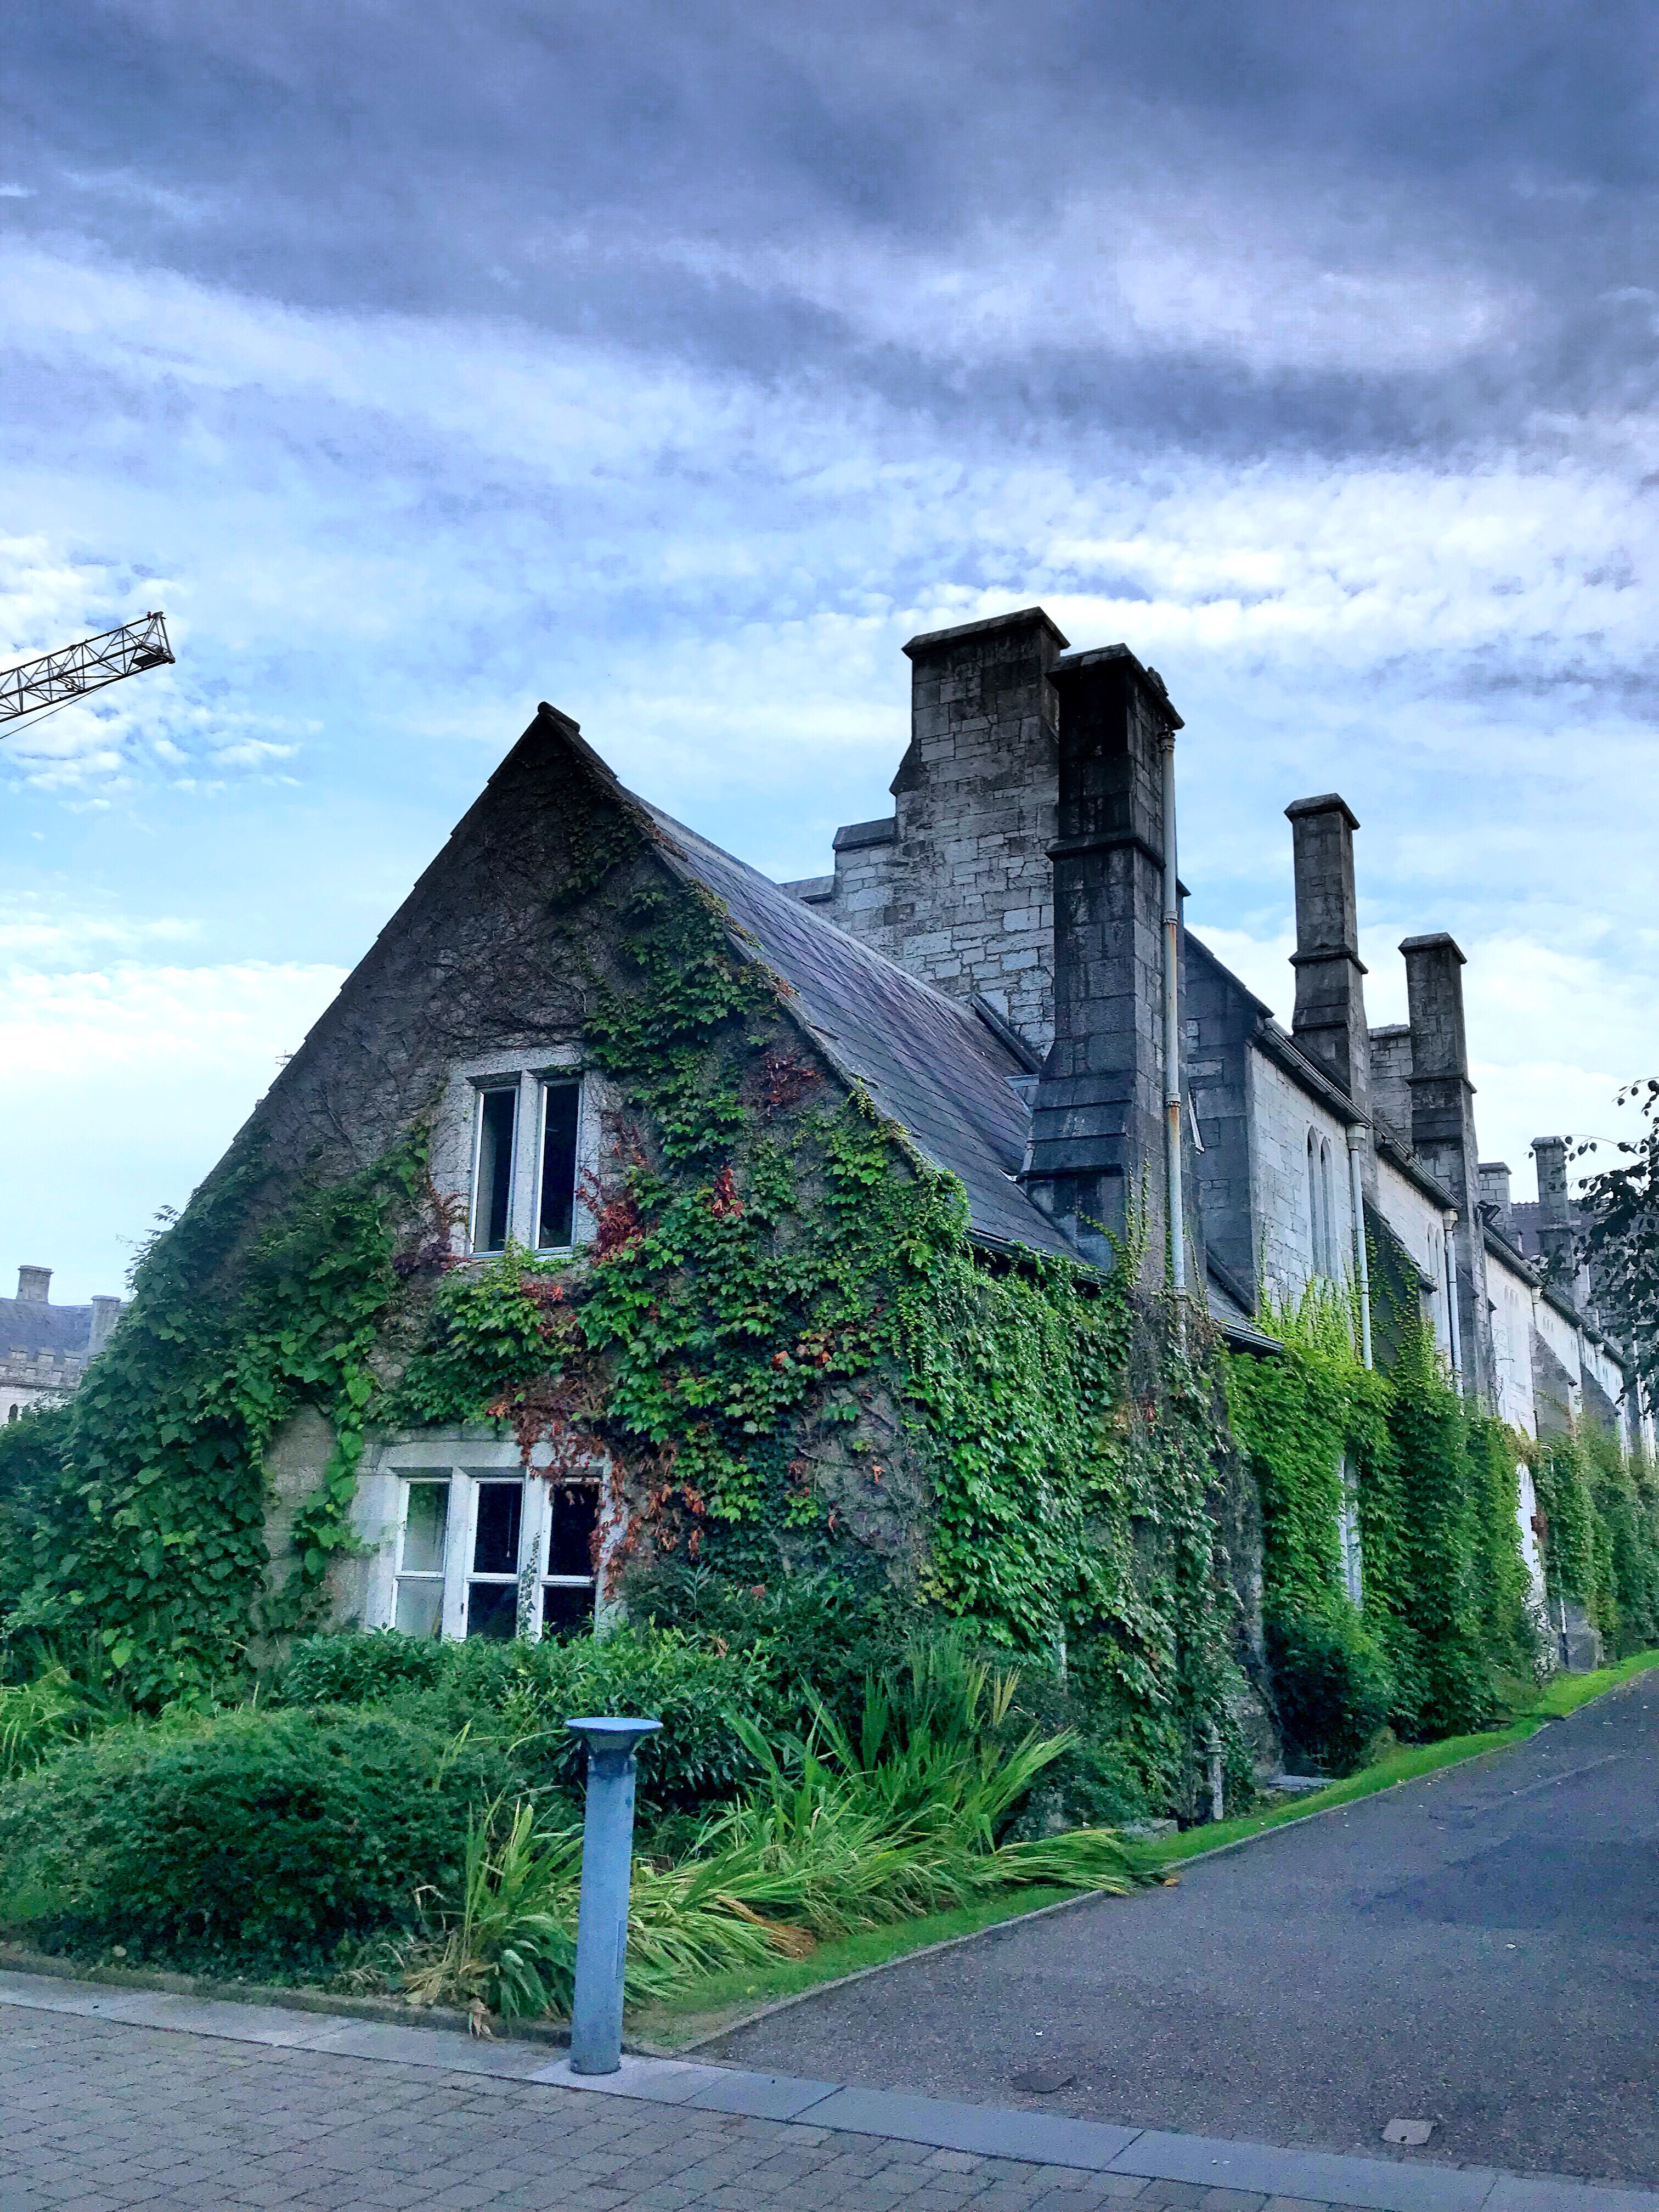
top-left (565, 1716), bottom-right (661, 2075)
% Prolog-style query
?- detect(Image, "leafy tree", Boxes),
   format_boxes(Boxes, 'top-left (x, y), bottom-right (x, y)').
top-left (1576, 1080), bottom-right (1659, 1396)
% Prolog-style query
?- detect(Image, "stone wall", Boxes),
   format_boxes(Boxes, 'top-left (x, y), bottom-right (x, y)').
top-left (1246, 1045), bottom-right (1356, 1309)
top-left (1486, 1246), bottom-right (1538, 1437)
top-left (1368, 1024), bottom-right (1413, 1143)
top-left (1183, 935), bottom-right (1266, 1308)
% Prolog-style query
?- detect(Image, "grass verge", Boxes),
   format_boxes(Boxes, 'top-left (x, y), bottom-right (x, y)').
top-left (644, 1649), bottom-right (1659, 2045)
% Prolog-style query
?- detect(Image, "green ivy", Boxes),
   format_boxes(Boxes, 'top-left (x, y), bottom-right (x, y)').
top-left (389, 857), bottom-right (1246, 1811)
top-left (8, 828), bottom-right (1243, 1812)
top-left (1226, 1285), bottom-right (1541, 1741)
top-left (8, 1136), bottom-right (421, 1703)
top-left (1535, 1425), bottom-right (1659, 1656)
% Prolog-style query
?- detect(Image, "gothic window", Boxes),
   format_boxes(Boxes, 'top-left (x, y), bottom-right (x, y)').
top-left (1309, 1128), bottom-right (1341, 1278)
top-left (1307, 1131), bottom-right (1342, 1279)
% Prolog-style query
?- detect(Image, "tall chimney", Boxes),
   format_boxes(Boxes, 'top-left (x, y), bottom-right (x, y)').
top-left (1286, 795), bottom-right (1372, 1163)
top-left (1402, 934), bottom-right (1492, 1398)
top-left (894, 608), bottom-right (1069, 1054)
top-left (15, 1266), bottom-right (50, 1304)
top-left (89, 1295), bottom-right (123, 1350)
top-left (1023, 645), bottom-right (1192, 1278)
top-left (1531, 1136), bottom-right (1578, 1287)
top-left (1478, 1161), bottom-right (1514, 1241)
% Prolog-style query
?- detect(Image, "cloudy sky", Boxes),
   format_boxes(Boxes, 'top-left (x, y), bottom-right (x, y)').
top-left (3, 1), bottom-right (1658, 1300)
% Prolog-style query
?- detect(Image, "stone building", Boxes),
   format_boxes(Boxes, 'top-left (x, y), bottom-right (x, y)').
top-left (778, 608), bottom-right (1648, 1662)
top-left (165, 603), bottom-right (1637, 1669)
top-left (781, 607), bottom-right (1641, 1449)
top-left (1, 1266), bottom-right (124, 1424)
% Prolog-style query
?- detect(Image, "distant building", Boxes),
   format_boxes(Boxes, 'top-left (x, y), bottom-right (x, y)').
top-left (1, 1267), bottom-right (124, 1423)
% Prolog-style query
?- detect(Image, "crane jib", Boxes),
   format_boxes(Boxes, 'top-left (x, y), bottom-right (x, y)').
top-left (0, 612), bottom-right (175, 726)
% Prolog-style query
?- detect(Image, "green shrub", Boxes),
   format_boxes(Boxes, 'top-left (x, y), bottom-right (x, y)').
top-left (276, 1624), bottom-right (775, 1819)
top-left (276, 1629), bottom-right (447, 1706)
top-left (1266, 1606), bottom-right (1394, 1776)
top-left (0, 1707), bottom-right (524, 1976)
top-left (623, 1564), bottom-right (911, 1735)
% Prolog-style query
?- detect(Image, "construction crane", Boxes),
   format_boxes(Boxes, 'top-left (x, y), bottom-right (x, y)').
top-left (0, 612), bottom-right (174, 732)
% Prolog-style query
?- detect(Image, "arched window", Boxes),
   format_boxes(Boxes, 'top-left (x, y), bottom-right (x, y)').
top-left (1306, 1132), bottom-right (1342, 1279)
top-left (1307, 1128), bottom-right (1327, 1278)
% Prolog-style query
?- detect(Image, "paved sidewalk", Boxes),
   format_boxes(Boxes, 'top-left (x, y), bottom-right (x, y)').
top-left (5, 1971), bottom-right (1656, 2212)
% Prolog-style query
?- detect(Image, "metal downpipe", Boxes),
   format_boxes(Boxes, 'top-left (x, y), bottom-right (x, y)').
top-left (1445, 1212), bottom-right (1464, 1389)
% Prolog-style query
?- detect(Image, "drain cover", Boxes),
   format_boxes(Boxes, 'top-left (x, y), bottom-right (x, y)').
top-left (1011, 2066), bottom-right (1077, 2094)
top-left (1383, 2119), bottom-right (1435, 2147)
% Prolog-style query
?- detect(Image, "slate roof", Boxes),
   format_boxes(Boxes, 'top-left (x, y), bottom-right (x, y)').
top-left (640, 802), bottom-right (1079, 1262)
top-left (0, 1296), bottom-right (95, 1362)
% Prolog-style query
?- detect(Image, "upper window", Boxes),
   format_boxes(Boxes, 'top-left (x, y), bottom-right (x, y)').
top-left (467, 1071), bottom-right (585, 1256)
top-left (472, 1087), bottom-right (518, 1254)
top-left (536, 1082), bottom-right (581, 1250)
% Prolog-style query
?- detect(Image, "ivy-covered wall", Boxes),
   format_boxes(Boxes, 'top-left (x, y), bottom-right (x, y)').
top-left (0, 717), bottom-right (1267, 1817)
top-left (1226, 1279), bottom-right (1563, 1745)
top-left (5, 709), bottom-right (1648, 1804)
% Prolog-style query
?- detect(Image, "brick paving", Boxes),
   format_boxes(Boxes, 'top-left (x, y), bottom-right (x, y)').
top-left (0, 2005), bottom-right (1359, 2212)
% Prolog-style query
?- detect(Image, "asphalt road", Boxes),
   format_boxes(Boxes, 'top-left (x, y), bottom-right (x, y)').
top-left (710, 1678), bottom-right (1659, 2186)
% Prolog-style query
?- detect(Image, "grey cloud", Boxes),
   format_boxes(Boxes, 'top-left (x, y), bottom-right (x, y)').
top-left (8, 0), bottom-right (1658, 455)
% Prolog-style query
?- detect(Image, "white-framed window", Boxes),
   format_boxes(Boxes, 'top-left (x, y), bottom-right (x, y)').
top-left (376, 1449), bottom-right (606, 1641)
top-left (470, 1087), bottom-right (520, 1254)
top-left (534, 1080), bottom-right (582, 1251)
top-left (465, 1069), bottom-right (590, 1257)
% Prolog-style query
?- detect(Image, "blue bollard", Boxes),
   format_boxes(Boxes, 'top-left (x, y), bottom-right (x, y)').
top-left (565, 1716), bottom-right (661, 2075)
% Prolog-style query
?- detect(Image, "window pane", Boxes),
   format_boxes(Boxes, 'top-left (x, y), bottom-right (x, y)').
top-left (400, 1481), bottom-right (449, 1574)
top-left (466, 1582), bottom-right (520, 1639)
top-left (394, 1580), bottom-right (444, 1638)
top-left (549, 1483), bottom-right (599, 1577)
top-left (471, 1482), bottom-right (523, 1576)
top-left (543, 1582), bottom-right (595, 1637)
top-left (538, 1083), bottom-right (581, 1248)
top-left (475, 1088), bottom-right (517, 1251)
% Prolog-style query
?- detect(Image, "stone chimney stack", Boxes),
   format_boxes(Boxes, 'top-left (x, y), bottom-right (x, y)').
top-left (893, 608), bottom-right (1069, 1053)
top-left (1286, 793), bottom-right (1373, 1179)
top-left (89, 1295), bottom-right (123, 1350)
top-left (15, 1265), bottom-right (50, 1303)
top-left (1023, 645), bottom-right (1192, 1277)
top-left (1402, 933), bottom-right (1492, 1398)
top-left (1478, 1161), bottom-right (1514, 1240)
top-left (1531, 1135), bottom-right (1578, 1286)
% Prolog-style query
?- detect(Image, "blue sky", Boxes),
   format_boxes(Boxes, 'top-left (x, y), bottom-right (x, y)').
top-left (4, 2), bottom-right (1659, 1300)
